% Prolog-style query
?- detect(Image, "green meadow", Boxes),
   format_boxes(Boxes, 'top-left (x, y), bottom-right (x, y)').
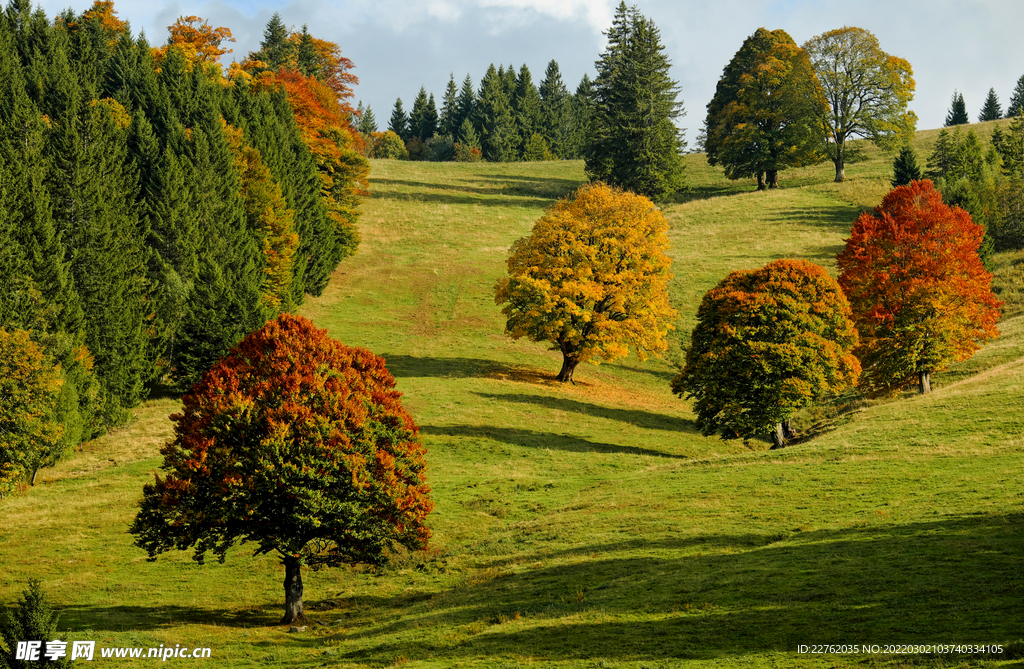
top-left (2, 122), bottom-right (1023, 668)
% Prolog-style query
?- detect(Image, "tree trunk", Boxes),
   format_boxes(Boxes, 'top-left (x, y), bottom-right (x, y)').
top-left (833, 158), bottom-right (845, 182)
top-left (766, 169), bottom-right (779, 188)
top-left (770, 422), bottom-right (787, 449)
top-left (281, 556), bottom-right (305, 625)
top-left (756, 172), bottom-right (765, 190)
top-left (919, 370), bottom-right (931, 394)
top-left (30, 466), bottom-right (39, 486)
top-left (557, 355), bottom-right (579, 384)
top-left (782, 420), bottom-right (796, 440)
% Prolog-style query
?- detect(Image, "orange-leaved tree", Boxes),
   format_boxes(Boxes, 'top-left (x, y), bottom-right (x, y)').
top-left (837, 180), bottom-right (1002, 396)
top-left (494, 182), bottom-right (677, 383)
top-left (153, 15), bottom-right (235, 71)
top-left (673, 259), bottom-right (860, 448)
top-left (130, 314), bottom-right (433, 624)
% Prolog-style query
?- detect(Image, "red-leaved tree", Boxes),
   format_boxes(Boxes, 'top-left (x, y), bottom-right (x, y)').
top-left (837, 180), bottom-right (1002, 396)
top-left (130, 314), bottom-right (433, 624)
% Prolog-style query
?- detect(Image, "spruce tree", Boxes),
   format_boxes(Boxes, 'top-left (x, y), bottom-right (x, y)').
top-left (979, 88), bottom-right (1002, 122)
top-left (513, 64), bottom-right (542, 158)
top-left (891, 144), bottom-right (922, 186)
top-left (253, 12), bottom-right (294, 70)
top-left (440, 73), bottom-right (459, 137)
top-left (945, 90), bottom-right (968, 126)
top-left (586, 2), bottom-right (686, 199)
top-left (295, 25), bottom-right (318, 77)
top-left (409, 86), bottom-right (430, 140)
top-left (456, 73), bottom-right (476, 135)
top-left (539, 59), bottom-right (571, 159)
top-left (358, 103), bottom-right (378, 134)
top-left (423, 93), bottom-right (439, 140)
top-left (389, 97), bottom-right (409, 141)
top-left (1008, 75), bottom-right (1024, 118)
top-left (478, 64), bottom-right (517, 162)
top-left (569, 74), bottom-right (596, 160)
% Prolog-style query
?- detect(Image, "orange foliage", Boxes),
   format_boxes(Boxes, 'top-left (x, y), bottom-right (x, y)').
top-left (153, 16), bottom-right (235, 71)
top-left (287, 31), bottom-right (358, 103)
top-left (837, 180), bottom-right (1002, 396)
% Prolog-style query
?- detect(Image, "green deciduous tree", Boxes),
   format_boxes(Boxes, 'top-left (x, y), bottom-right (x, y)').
top-left (705, 28), bottom-right (827, 189)
top-left (672, 259), bottom-right (860, 448)
top-left (586, 2), bottom-right (685, 199)
top-left (131, 314), bottom-right (433, 624)
top-left (495, 182), bottom-right (677, 383)
top-left (803, 26), bottom-right (916, 182)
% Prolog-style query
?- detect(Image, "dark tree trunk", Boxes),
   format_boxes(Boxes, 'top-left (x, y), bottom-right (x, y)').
top-left (770, 422), bottom-right (787, 449)
top-left (281, 556), bottom-right (305, 625)
top-left (919, 370), bottom-right (931, 394)
top-left (557, 355), bottom-right (579, 384)
top-left (782, 420), bottom-right (796, 440)
top-left (31, 466), bottom-right (39, 485)
top-left (756, 172), bottom-right (765, 190)
top-left (833, 158), bottom-right (845, 182)
top-left (766, 169), bottom-right (779, 188)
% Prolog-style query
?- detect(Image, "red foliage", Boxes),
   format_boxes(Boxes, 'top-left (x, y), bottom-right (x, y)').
top-left (837, 180), bottom-right (1002, 395)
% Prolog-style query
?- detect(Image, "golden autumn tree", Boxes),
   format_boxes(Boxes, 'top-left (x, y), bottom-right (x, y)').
top-left (130, 314), bottom-right (433, 624)
top-left (673, 259), bottom-right (860, 448)
top-left (495, 182), bottom-right (677, 383)
top-left (222, 123), bottom-right (299, 312)
top-left (837, 180), bottom-right (1002, 396)
top-left (153, 15), bottom-right (235, 70)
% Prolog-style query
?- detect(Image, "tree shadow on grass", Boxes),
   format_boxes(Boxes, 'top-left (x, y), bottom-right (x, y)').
top-left (368, 187), bottom-right (551, 209)
top-left (58, 603), bottom-right (280, 631)
top-left (381, 354), bottom-right (513, 380)
top-left (330, 513), bottom-right (1024, 664)
top-left (420, 425), bottom-right (689, 459)
top-left (474, 393), bottom-right (697, 434)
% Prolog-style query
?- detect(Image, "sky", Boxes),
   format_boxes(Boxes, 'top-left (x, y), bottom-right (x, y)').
top-left (34, 0), bottom-right (1024, 145)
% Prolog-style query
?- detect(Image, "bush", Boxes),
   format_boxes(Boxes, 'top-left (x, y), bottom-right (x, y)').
top-left (424, 134), bottom-right (455, 162)
top-left (0, 579), bottom-right (69, 667)
top-left (405, 137), bottom-right (427, 161)
top-left (454, 142), bottom-right (482, 162)
top-left (370, 131), bottom-right (408, 159)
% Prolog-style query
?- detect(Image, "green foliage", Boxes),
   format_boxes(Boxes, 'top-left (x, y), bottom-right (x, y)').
top-left (538, 59), bottom-right (571, 158)
top-left (424, 134), bottom-right (455, 162)
top-left (945, 90), bottom-right (969, 126)
top-left (891, 144), bottom-right (922, 186)
top-left (409, 86), bottom-right (438, 141)
top-left (1008, 74), bottom-right (1024, 118)
top-left (251, 12), bottom-right (293, 70)
top-left (673, 259), bottom-right (860, 444)
top-left (477, 63), bottom-right (517, 162)
top-left (586, 2), bottom-right (686, 200)
top-left (439, 73), bottom-right (459, 137)
top-left (513, 64), bottom-right (541, 157)
top-left (521, 133), bottom-right (553, 161)
top-left (371, 129), bottom-right (408, 159)
top-left (705, 28), bottom-right (827, 189)
top-left (979, 88), bottom-right (1002, 122)
top-left (356, 102), bottom-right (377, 135)
top-left (0, 579), bottom-right (68, 668)
top-left (388, 97), bottom-right (409, 141)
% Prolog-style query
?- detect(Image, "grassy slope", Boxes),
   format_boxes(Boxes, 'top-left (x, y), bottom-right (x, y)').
top-left (2, 123), bottom-right (1023, 668)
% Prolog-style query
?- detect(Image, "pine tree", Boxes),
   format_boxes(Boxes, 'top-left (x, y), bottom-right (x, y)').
top-left (979, 88), bottom-right (1002, 122)
top-left (252, 12), bottom-right (294, 70)
top-left (513, 64), bottom-right (542, 157)
top-left (409, 86), bottom-right (431, 140)
top-left (945, 90), bottom-right (969, 126)
top-left (568, 74), bottom-right (596, 160)
top-left (478, 64), bottom-right (517, 162)
top-left (456, 73), bottom-right (476, 135)
top-left (1007, 75), bottom-right (1024, 118)
top-left (295, 25), bottom-right (318, 77)
top-left (586, 3), bottom-right (686, 199)
top-left (389, 97), bottom-right (409, 141)
top-left (358, 103), bottom-right (377, 134)
top-left (439, 73), bottom-right (459, 137)
top-left (891, 144), bottom-right (922, 186)
top-left (539, 59), bottom-right (571, 159)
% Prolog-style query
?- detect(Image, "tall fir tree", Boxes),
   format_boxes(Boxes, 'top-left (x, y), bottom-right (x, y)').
top-left (456, 73), bottom-right (476, 136)
top-left (251, 12), bottom-right (294, 70)
top-left (439, 73), bottom-right (459, 137)
top-left (513, 64), bottom-right (542, 157)
top-left (586, 2), bottom-right (686, 199)
top-left (389, 97), bottom-right (409, 141)
top-left (409, 86), bottom-right (431, 140)
top-left (568, 73), bottom-right (596, 159)
top-left (891, 144), bottom-right (922, 187)
top-left (1007, 75), bottom-right (1024, 118)
top-left (477, 63), bottom-right (517, 162)
top-left (979, 88), bottom-right (1002, 122)
top-left (945, 90), bottom-right (969, 126)
top-left (357, 103), bottom-right (378, 134)
top-left (538, 59), bottom-right (571, 159)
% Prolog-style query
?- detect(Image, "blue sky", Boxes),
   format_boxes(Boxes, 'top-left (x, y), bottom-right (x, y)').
top-left (34, 0), bottom-right (1024, 144)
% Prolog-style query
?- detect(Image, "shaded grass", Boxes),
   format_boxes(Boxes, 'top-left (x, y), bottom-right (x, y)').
top-left (3, 124), bottom-right (1024, 668)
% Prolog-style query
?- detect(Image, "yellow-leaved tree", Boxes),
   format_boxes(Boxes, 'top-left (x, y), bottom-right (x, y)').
top-left (495, 182), bottom-right (677, 383)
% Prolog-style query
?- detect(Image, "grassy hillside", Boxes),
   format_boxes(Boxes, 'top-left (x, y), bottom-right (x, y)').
top-left (2, 123), bottom-right (1023, 668)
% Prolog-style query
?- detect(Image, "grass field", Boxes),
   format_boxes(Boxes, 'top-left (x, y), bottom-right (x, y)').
top-left (2, 122), bottom-right (1023, 668)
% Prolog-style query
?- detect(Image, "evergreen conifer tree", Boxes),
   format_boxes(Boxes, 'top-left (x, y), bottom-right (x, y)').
top-left (891, 144), bottom-right (922, 186)
top-left (389, 97), bottom-right (409, 141)
top-left (440, 73), bottom-right (459, 137)
top-left (539, 59), bottom-right (571, 158)
top-left (253, 12), bottom-right (294, 70)
top-left (513, 64), bottom-right (542, 157)
top-left (478, 64), bottom-right (517, 162)
top-left (586, 2), bottom-right (686, 199)
top-left (295, 25), bottom-right (318, 77)
top-left (945, 90), bottom-right (969, 126)
top-left (409, 86), bottom-right (430, 140)
top-left (1007, 75), bottom-right (1024, 118)
top-left (358, 104), bottom-right (378, 134)
top-left (456, 73), bottom-right (476, 135)
top-left (568, 74), bottom-right (596, 160)
top-left (979, 88), bottom-right (1002, 121)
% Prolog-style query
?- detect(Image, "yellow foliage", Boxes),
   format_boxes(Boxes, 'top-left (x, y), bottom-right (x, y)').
top-left (90, 98), bottom-right (130, 129)
top-left (495, 182), bottom-right (677, 382)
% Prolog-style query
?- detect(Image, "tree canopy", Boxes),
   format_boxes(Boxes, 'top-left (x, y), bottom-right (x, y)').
top-left (130, 314), bottom-right (433, 624)
top-left (672, 259), bottom-right (860, 448)
top-left (494, 182), bottom-right (677, 383)
top-left (945, 90), bottom-right (968, 126)
top-left (705, 28), bottom-right (827, 190)
top-left (803, 26), bottom-right (916, 182)
top-left (837, 180), bottom-right (1002, 396)
top-left (585, 2), bottom-right (686, 199)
